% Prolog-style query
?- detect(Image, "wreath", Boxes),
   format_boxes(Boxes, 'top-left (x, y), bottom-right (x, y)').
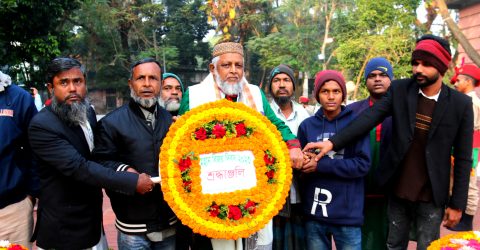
top-left (428, 231), bottom-right (480, 249)
top-left (159, 99), bottom-right (292, 239)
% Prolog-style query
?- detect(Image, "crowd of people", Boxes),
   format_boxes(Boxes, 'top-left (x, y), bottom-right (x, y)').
top-left (1, 34), bottom-right (480, 250)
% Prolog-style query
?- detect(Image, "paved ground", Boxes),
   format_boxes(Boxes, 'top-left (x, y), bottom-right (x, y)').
top-left (33, 183), bottom-right (480, 250)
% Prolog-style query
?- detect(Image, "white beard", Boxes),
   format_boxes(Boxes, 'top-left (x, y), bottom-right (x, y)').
top-left (130, 89), bottom-right (158, 108)
top-left (214, 69), bottom-right (245, 95)
top-left (158, 97), bottom-right (181, 112)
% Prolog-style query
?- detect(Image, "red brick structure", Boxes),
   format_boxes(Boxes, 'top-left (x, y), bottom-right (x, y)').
top-left (447, 0), bottom-right (480, 65)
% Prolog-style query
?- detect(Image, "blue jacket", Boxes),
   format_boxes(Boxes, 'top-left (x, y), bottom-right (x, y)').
top-left (297, 106), bottom-right (370, 226)
top-left (0, 85), bottom-right (38, 209)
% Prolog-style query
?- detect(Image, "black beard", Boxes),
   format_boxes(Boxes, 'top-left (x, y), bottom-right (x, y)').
top-left (413, 73), bottom-right (439, 88)
top-left (273, 96), bottom-right (291, 106)
top-left (51, 95), bottom-right (89, 126)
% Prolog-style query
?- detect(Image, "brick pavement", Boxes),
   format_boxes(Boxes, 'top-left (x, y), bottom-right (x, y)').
top-left (33, 183), bottom-right (480, 250)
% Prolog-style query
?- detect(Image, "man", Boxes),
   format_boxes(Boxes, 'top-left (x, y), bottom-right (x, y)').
top-left (348, 57), bottom-right (393, 250)
top-left (28, 57), bottom-right (154, 249)
top-left (304, 35), bottom-right (473, 249)
top-left (93, 58), bottom-right (177, 250)
top-left (298, 70), bottom-right (370, 250)
top-left (268, 64), bottom-right (309, 250)
top-left (159, 72), bottom-right (184, 116)
top-left (178, 42), bottom-right (303, 250)
top-left (450, 64), bottom-right (480, 231)
top-left (0, 71), bottom-right (38, 248)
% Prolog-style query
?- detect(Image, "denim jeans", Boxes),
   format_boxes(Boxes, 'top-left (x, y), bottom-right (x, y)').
top-left (118, 230), bottom-right (176, 250)
top-left (305, 220), bottom-right (361, 250)
top-left (386, 196), bottom-right (443, 250)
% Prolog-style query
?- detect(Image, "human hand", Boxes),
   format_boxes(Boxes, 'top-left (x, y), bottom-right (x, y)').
top-left (289, 148), bottom-right (303, 170)
top-left (136, 173), bottom-right (155, 194)
top-left (172, 115), bottom-right (179, 122)
top-left (302, 140), bottom-right (334, 161)
top-left (442, 207), bottom-right (462, 228)
top-left (301, 158), bottom-right (317, 173)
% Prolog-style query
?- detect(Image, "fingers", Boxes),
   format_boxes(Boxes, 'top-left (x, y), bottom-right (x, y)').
top-left (136, 173), bottom-right (155, 194)
top-left (302, 142), bottom-right (320, 152)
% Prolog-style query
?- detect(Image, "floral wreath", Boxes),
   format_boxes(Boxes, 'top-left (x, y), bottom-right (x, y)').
top-left (159, 99), bottom-right (292, 239)
top-left (0, 240), bottom-right (27, 250)
top-left (428, 231), bottom-right (480, 249)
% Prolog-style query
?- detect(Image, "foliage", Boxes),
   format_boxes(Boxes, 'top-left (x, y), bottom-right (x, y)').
top-left (0, 0), bottom-right (81, 87)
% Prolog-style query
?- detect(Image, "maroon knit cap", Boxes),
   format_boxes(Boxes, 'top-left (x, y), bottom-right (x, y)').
top-left (313, 70), bottom-right (346, 103)
top-left (411, 39), bottom-right (451, 75)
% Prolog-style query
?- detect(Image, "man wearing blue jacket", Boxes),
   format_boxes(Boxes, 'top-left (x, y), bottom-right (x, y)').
top-left (348, 57), bottom-right (393, 250)
top-left (0, 71), bottom-right (38, 249)
top-left (297, 70), bottom-right (370, 250)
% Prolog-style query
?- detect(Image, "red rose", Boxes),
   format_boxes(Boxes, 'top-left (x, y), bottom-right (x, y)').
top-left (264, 154), bottom-right (275, 165)
top-left (7, 245), bottom-right (25, 250)
top-left (228, 205), bottom-right (242, 220)
top-left (178, 158), bottom-right (192, 172)
top-left (212, 123), bottom-right (226, 138)
top-left (195, 127), bottom-right (207, 140)
top-left (209, 204), bottom-right (220, 217)
top-left (245, 200), bottom-right (257, 214)
top-left (235, 123), bottom-right (247, 137)
top-left (266, 169), bottom-right (275, 179)
top-left (183, 180), bottom-right (192, 192)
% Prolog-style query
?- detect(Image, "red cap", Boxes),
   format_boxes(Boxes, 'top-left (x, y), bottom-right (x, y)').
top-left (299, 96), bottom-right (309, 104)
top-left (458, 64), bottom-right (480, 85)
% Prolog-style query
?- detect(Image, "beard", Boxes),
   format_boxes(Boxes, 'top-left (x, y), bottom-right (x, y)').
top-left (51, 91), bottom-right (89, 126)
top-left (130, 89), bottom-right (159, 108)
top-left (273, 95), bottom-right (292, 106)
top-left (214, 69), bottom-right (245, 95)
top-left (414, 72), bottom-right (440, 88)
top-left (158, 97), bottom-right (181, 112)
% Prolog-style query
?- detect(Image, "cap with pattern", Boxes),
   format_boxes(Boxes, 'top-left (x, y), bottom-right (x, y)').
top-left (212, 42), bottom-right (244, 58)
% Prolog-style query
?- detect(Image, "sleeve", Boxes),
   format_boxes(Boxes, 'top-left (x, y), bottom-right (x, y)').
top-left (330, 87), bottom-right (393, 151)
top-left (92, 118), bottom-right (131, 172)
top-left (29, 120), bottom-right (138, 195)
top-left (450, 100), bottom-right (474, 210)
top-left (178, 89), bottom-right (190, 115)
top-left (315, 133), bottom-right (371, 179)
top-left (34, 94), bottom-right (42, 111)
top-left (261, 91), bottom-right (299, 148)
top-left (22, 96), bottom-right (40, 197)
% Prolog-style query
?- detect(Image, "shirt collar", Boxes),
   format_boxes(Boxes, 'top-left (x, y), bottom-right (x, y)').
top-left (418, 88), bottom-right (441, 102)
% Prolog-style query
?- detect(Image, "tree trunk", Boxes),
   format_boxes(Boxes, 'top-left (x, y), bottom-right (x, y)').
top-left (302, 71), bottom-right (309, 97)
top-left (436, 0), bottom-right (480, 66)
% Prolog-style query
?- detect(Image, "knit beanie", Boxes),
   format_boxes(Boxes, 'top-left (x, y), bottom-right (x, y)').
top-left (269, 64), bottom-right (296, 93)
top-left (411, 38), bottom-right (451, 75)
top-left (162, 72), bottom-right (184, 93)
top-left (364, 57), bottom-right (393, 81)
top-left (313, 70), bottom-right (346, 103)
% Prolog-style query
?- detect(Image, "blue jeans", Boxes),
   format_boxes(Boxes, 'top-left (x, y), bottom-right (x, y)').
top-left (386, 195), bottom-right (443, 250)
top-left (118, 230), bottom-right (176, 250)
top-left (305, 220), bottom-right (361, 250)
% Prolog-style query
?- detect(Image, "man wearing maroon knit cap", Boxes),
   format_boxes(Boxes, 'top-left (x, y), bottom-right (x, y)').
top-left (303, 34), bottom-right (474, 249)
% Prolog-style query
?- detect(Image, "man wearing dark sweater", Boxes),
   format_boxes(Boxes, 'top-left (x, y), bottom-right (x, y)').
top-left (304, 35), bottom-right (473, 249)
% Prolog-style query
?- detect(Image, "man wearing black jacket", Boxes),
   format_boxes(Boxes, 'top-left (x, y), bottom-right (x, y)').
top-left (29, 57), bottom-right (154, 249)
top-left (93, 58), bottom-right (177, 250)
top-left (304, 35), bottom-right (473, 249)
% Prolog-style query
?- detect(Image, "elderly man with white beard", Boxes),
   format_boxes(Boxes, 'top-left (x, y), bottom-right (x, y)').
top-left (93, 58), bottom-right (178, 249)
top-left (159, 72), bottom-right (184, 116)
top-left (178, 42), bottom-right (303, 250)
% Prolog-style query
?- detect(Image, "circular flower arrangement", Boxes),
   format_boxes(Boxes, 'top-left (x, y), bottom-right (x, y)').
top-left (0, 240), bottom-right (27, 250)
top-left (159, 99), bottom-right (292, 239)
top-left (428, 231), bottom-right (480, 250)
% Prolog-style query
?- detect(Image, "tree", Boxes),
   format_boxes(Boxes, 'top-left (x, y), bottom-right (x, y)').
top-left (0, 0), bottom-right (81, 86)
